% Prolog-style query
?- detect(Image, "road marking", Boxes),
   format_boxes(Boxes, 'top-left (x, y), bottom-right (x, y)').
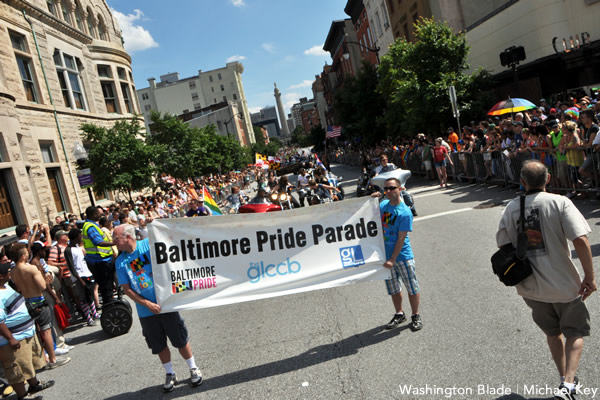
top-left (413, 207), bottom-right (473, 222)
top-left (411, 184), bottom-right (476, 197)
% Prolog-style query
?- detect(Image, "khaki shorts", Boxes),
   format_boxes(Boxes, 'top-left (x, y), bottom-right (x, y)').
top-left (523, 297), bottom-right (590, 337)
top-left (0, 335), bottom-right (46, 385)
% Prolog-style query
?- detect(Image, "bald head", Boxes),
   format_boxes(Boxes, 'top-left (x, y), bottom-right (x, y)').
top-left (520, 160), bottom-right (548, 191)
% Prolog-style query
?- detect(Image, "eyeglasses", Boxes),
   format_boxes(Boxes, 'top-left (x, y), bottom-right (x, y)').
top-left (384, 186), bottom-right (399, 191)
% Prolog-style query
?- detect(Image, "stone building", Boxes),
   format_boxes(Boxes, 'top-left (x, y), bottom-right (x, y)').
top-left (136, 62), bottom-right (256, 146)
top-left (0, 0), bottom-right (139, 230)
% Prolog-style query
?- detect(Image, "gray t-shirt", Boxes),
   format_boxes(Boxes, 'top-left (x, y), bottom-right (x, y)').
top-left (496, 192), bottom-right (591, 303)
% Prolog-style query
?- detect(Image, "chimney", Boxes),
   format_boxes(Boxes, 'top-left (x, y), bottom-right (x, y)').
top-left (148, 77), bottom-right (156, 89)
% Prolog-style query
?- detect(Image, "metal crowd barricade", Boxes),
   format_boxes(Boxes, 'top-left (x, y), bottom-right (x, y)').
top-left (333, 145), bottom-right (600, 196)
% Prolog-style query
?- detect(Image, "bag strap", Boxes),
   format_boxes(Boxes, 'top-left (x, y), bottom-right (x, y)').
top-left (518, 194), bottom-right (526, 234)
top-left (516, 194), bottom-right (528, 260)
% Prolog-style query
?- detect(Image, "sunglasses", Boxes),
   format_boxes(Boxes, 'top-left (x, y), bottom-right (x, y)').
top-left (384, 186), bottom-right (399, 191)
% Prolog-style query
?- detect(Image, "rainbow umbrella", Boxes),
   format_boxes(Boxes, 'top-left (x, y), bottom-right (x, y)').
top-left (565, 107), bottom-right (579, 120)
top-left (487, 98), bottom-right (537, 116)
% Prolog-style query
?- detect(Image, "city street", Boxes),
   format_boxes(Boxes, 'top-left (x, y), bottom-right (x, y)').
top-left (37, 164), bottom-right (600, 400)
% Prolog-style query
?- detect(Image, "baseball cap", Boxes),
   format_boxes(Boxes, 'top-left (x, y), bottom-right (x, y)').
top-left (546, 119), bottom-right (559, 128)
top-left (0, 263), bottom-right (11, 275)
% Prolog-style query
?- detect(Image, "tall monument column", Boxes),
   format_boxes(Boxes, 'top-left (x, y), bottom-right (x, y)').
top-left (274, 83), bottom-right (290, 136)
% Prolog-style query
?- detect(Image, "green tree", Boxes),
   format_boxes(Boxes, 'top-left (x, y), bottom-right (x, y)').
top-left (148, 112), bottom-right (222, 178)
top-left (216, 135), bottom-right (252, 171)
top-left (378, 18), bottom-right (490, 137)
top-left (80, 118), bottom-right (156, 201)
top-left (309, 126), bottom-right (326, 151)
top-left (253, 125), bottom-right (266, 146)
top-left (334, 60), bottom-right (386, 145)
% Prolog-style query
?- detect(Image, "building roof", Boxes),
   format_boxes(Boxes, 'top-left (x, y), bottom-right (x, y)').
top-left (344, 0), bottom-right (364, 23)
top-left (323, 20), bottom-right (349, 53)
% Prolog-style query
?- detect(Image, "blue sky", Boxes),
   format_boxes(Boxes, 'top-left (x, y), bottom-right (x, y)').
top-left (106, 0), bottom-right (348, 115)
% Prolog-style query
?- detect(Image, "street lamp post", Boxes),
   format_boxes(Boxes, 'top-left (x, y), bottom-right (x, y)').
top-left (73, 142), bottom-right (95, 207)
top-left (343, 34), bottom-right (380, 64)
top-left (224, 112), bottom-right (243, 139)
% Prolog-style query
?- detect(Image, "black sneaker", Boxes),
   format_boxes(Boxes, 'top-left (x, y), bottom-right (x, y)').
top-left (385, 313), bottom-right (406, 330)
top-left (411, 314), bottom-right (423, 331)
top-left (163, 373), bottom-right (177, 393)
top-left (555, 383), bottom-right (576, 400)
top-left (28, 380), bottom-right (55, 394)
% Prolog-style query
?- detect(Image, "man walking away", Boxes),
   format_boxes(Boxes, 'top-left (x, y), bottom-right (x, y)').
top-left (496, 160), bottom-right (596, 399)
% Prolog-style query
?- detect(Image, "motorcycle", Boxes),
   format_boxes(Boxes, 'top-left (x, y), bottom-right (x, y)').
top-left (269, 186), bottom-right (294, 210)
top-left (358, 168), bottom-right (418, 216)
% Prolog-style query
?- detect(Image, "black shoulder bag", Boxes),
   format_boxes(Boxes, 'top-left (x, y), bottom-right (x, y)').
top-left (491, 194), bottom-right (533, 286)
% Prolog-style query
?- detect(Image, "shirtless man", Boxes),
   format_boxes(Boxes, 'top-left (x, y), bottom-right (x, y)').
top-left (9, 243), bottom-right (70, 369)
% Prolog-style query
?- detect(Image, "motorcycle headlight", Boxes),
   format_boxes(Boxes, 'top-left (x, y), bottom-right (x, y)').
top-left (270, 193), bottom-right (278, 201)
top-left (279, 193), bottom-right (288, 201)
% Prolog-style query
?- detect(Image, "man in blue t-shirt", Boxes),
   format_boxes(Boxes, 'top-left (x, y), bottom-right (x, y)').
top-left (372, 178), bottom-right (422, 331)
top-left (113, 224), bottom-right (203, 393)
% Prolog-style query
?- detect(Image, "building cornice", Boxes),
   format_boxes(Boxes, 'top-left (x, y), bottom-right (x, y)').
top-left (87, 40), bottom-right (131, 64)
top-left (5, 0), bottom-right (94, 44)
top-left (14, 100), bottom-right (144, 123)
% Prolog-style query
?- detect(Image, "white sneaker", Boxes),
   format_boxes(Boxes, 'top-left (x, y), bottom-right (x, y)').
top-left (190, 368), bottom-right (203, 387)
top-left (54, 347), bottom-right (69, 356)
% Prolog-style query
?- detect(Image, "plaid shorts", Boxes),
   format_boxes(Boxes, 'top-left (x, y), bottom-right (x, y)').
top-left (385, 259), bottom-right (419, 296)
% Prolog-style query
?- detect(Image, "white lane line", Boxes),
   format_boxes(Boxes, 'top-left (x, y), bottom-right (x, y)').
top-left (413, 191), bottom-right (451, 199)
top-left (413, 207), bottom-right (473, 222)
top-left (409, 184), bottom-right (476, 196)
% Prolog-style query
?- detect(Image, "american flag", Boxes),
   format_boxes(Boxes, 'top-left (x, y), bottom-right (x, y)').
top-left (326, 125), bottom-right (342, 138)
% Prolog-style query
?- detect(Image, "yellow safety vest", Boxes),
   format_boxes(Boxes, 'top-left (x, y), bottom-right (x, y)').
top-left (82, 221), bottom-right (113, 258)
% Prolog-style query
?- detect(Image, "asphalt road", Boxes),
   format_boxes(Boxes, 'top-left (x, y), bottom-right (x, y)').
top-left (36, 164), bottom-right (600, 400)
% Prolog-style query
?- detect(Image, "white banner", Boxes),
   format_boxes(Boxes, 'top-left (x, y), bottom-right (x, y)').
top-left (149, 198), bottom-right (388, 312)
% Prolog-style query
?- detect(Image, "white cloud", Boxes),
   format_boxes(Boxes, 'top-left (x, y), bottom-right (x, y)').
top-left (248, 106), bottom-right (262, 114)
top-left (282, 55), bottom-right (295, 63)
top-left (284, 92), bottom-right (301, 112)
top-left (262, 42), bottom-right (274, 53)
top-left (289, 80), bottom-right (313, 89)
top-left (226, 55), bottom-right (246, 62)
top-left (231, 0), bottom-right (245, 7)
top-left (304, 45), bottom-right (328, 56)
top-left (111, 8), bottom-right (158, 53)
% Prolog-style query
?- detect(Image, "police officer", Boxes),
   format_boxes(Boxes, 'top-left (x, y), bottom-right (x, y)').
top-left (82, 206), bottom-right (114, 307)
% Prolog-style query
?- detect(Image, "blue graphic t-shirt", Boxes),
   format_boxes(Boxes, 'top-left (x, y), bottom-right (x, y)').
top-left (380, 199), bottom-right (414, 262)
top-left (116, 238), bottom-right (156, 318)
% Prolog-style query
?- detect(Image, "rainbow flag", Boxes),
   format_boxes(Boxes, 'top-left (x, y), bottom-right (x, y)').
top-left (202, 187), bottom-right (222, 216)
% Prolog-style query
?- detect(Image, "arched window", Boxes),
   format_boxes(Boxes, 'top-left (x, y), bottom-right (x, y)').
top-left (97, 15), bottom-right (107, 40)
top-left (86, 8), bottom-right (97, 38)
top-left (60, 0), bottom-right (72, 24)
top-left (46, 0), bottom-right (58, 16)
top-left (74, 2), bottom-right (84, 31)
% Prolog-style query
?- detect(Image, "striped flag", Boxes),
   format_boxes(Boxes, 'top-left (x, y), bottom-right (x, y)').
top-left (326, 125), bottom-right (341, 138)
top-left (202, 187), bottom-right (222, 216)
top-left (315, 154), bottom-right (325, 169)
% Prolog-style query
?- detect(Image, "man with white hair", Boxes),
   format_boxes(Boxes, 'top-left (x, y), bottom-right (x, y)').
top-left (496, 160), bottom-right (596, 399)
top-left (113, 224), bottom-right (202, 393)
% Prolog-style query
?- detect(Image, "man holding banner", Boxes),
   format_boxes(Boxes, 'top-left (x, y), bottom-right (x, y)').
top-left (373, 178), bottom-right (423, 331)
top-left (113, 224), bottom-right (203, 393)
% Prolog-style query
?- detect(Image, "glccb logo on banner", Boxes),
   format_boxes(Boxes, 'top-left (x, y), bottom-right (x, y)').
top-left (340, 245), bottom-right (365, 268)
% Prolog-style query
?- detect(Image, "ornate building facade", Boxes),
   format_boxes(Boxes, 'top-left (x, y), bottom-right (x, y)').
top-left (0, 0), bottom-right (139, 231)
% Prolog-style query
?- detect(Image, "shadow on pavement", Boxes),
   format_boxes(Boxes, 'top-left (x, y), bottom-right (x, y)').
top-left (103, 325), bottom-right (406, 399)
top-left (64, 327), bottom-right (112, 345)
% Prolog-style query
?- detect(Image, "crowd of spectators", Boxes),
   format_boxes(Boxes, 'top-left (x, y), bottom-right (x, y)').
top-left (332, 94), bottom-right (600, 198)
